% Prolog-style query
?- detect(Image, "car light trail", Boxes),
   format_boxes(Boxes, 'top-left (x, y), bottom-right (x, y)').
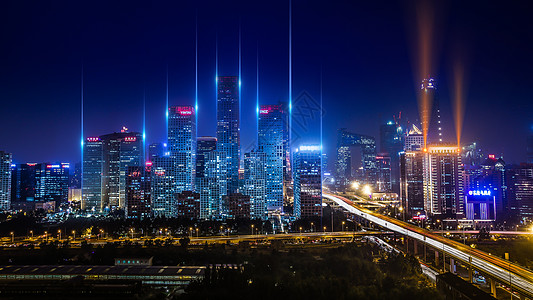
top-left (323, 193), bottom-right (533, 297)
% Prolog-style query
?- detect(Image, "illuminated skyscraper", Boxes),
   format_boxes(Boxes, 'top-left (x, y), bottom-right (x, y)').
top-left (376, 154), bottom-right (392, 192)
top-left (420, 78), bottom-right (442, 144)
top-left (399, 151), bottom-right (425, 216)
top-left (527, 129), bottom-right (533, 164)
top-left (11, 163), bottom-right (43, 205)
top-left (196, 136), bottom-right (217, 178)
top-left (151, 155), bottom-right (177, 216)
top-left (423, 146), bottom-right (464, 219)
top-left (243, 150), bottom-right (267, 219)
top-left (125, 163), bottom-right (151, 219)
top-left (216, 76), bottom-right (240, 194)
top-left (380, 121), bottom-right (403, 193)
top-left (0, 151), bottom-right (12, 211)
top-left (258, 104), bottom-right (284, 213)
top-left (294, 145), bottom-right (322, 218)
top-left (506, 164), bottom-right (533, 221)
top-left (168, 106), bottom-right (196, 193)
top-left (42, 163), bottom-right (70, 207)
top-left (99, 130), bottom-right (142, 210)
top-left (82, 137), bottom-right (103, 211)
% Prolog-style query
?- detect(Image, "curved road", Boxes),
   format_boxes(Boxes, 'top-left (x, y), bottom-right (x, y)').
top-left (323, 192), bottom-right (533, 297)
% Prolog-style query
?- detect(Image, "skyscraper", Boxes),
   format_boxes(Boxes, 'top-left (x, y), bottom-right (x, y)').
top-left (423, 146), bottom-right (464, 220)
top-left (506, 164), bottom-right (533, 221)
top-left (99, 130), bottom-right (142, 210)
top-left (151, 155), bottom-right (177, 216)
top-left (82, 137), bottom-right (103, 211)
top-left (125, 163), bottom-right (151, 219)
top-left (258, 104), bottom-right (284, 213)
top-left (376, 154), bottom-right (392, 192)
top-left (379, 121), bottom-right (403, 193)
top-left (168, 106), bottom-right (196, 193)
top-left (42, 163), bottom-right (70, 207)
top-left (294, 145), bottom-right (322, 218)
top-left (196, 136), bottom-right (217, 178)
top-left (216, 76), bottom-right (240, 194)
top-left (0, 151), bottom-right (12, 211)
top-left (399, 151), bottom-right (425, 216)
top-left (527, 129), bottom-right (533, 164)
top-left (195, 136), bottom-right (226, 219)
top-left (243, 150), bottom-right (267, 219)
top-left (420, 78), bottom-right (442, 145)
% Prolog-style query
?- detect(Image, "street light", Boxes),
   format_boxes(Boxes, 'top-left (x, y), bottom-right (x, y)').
top-left (72, 230), bottom-right (76, 240)
top-left (323, 226), bottom-right (326, 233)
top-left (189, 227), bottom-right (193, 238)
top-left (299, 227), bottom-right (302, 234)
top-left (44, 231), bottom-right (48, 243)
top-left (351, 182), bottom-right (360, 190)
top-left (196, 228), bottom-right (199, 238)
top-left (311, 222), bottom-right (314, 232)
top-left (58, 229), bottom-right (61, 241)
top-left (342, 221), bottom-right (345, 232)
top-left (29, 230), bottom-right (33, 239)
top-left (251, 224), bottom-right (254, 235)
top-left (363, 185), bottom-right (372, 197)
top-left (130, 228), bottom-right (134, 239)
top-left (10, 232), bottom-right (14, 243)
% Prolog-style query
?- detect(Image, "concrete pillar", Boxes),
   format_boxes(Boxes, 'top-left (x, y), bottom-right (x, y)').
top-left (468, 257), bottom-right (473, 283)
top-left (413, 240), bottom-right (418, 255)
top-left (450, 258), bottom-right (456, 274)
top-left (435, 250), bottom-right (439, 266)
top-left (490, 278), bottom-right (497, 297)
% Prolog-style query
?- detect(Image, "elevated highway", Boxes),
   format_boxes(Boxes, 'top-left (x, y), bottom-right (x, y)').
top-left (323, 192), bottom-right (533, 298)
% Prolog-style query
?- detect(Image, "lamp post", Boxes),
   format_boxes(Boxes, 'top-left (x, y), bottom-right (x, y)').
top-left (58, 229), bottom-right (61, 241)
top-left (251, 224), bottom-right (254, 235)
top-left (29, 230), bottom-right (33, 239)
top-left (44, 231), bottom-right (48, 243)
top-left (323, 226), bottom-right (326, 233)
top-left (10, 232), bottom-right (14, 243)
top-left (342, 221), bottom-right (345, 232)
top-left (299, 227), bottom-right (302, 234)
top-left (72, 230), bottom-right (76, 240)
top-left (311, 222), bottom-right (314, 232)
top-left (196, 228), bottom-right (199, 238)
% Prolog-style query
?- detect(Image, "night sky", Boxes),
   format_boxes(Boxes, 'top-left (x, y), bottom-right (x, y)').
top-left (1, 0), bottom-right (532, 167)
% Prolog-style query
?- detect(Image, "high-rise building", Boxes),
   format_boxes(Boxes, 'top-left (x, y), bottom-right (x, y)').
top-left (196, 136), bottom-right (217, 178)
top-left (376, 154), bottom-right (392, 192)
top-left (506, 164), bottom-right (533, 222)
top-left (0, 151), bottom-right (12, 211)
top-left (399, 151), bottom-right (425, 216)
top-left (82, 129), bottom-right (142, 212)
top-left (176, 191), bottom-right (200, 219)
top-left (82, 137), bottom-right (103, 211)
top-left (216, 76), bottom-right (240, 194)
top-left (151, 155), bottom-right (177, 216)
top-left (404, 124), bottom-right (424, 151)
top-left (469, 155), bottom-right (507, 221)
top-left (42, 163), bottom-right (70, 207)
top-left (125, 163), bottom-right (151, 219)
top-left (380, 121), bottom-right (403, 193)
top-left (423, 146), bottom-right (464, 219)
top-left (243, 150), bottom-right (267, 219)
top-left (99, 130), bottom-right (142, 211)
top-left (11, 163), bottom-right (44, 205)
top-left (196, 150), bottom-right (227, 219)
top-left (294, 145), bottom-right (322, 218)
top-left (168, 106), bottom-right (196, 193)
top-left (464, 190), bottom-right (496, 228)
top-left (258, 105), bottom-right (284, 213)
top-left (70, 162), bottom-right (82, 189)
top-left (420, 78), bottom-right (442, 145)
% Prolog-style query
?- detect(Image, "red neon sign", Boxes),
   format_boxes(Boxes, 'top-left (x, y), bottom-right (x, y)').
top-left (124, 137), bottom-right (137, 142)
top-left (87, 137), bottom-right (99, 142)
top-left (173, 106), bottom-right (194, 116)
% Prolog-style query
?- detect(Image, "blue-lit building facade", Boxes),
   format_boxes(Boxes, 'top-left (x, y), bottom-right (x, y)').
top-left (82, 137), bottom-right (103, 211)
top-left (125, 163), bottom-right (152, 219)
top-left (294, 146), bottom-right (322, 218)
top-left (0, 151), bottom-right (12, 211)
top-left (151, 155), bottom-right (178, 216)
top-left (464, 190), bottom-right (496, 228)
top-left (216, 76), bottom-right (240, 194)
top-left (243, 150), bottom-right (267, 219)
top-left (258, 104), bottom-right (284, 213)
top-left (168, 106), bottom-right (196, 193)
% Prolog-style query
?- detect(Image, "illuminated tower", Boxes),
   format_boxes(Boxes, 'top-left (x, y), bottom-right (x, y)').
top-left (0, 151), bottom-right (12, 211)
top-left (380, 121), bottom-right (403, 193)
top-left (421, 78), bottom-right (442, 145)
top-left (423, 146), bottom-right (464, 220)
top-left (258, 104), bottom-right (284, 213)
top-left (82, 137), bottom-right (103, 211)
top-left (216, 76), bottom-right (240, 194)
top-left (399, 151), bottom-right (425, 216)
top-left (125, 163), bottom-right (152, 219)
top-left (168, 106), bottom-right (196, 193)
top-left (243, 150), bottom-right (267, 219)
top-left (294, 146), bottom-right (322, 218)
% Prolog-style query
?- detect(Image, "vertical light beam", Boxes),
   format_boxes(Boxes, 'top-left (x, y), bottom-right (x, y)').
top-left (80, 64), bottom-right (84, 200)
top-left (143, 88), bottom-right (146, 164)
top-left (256, 44), bottom-right (259, 142)
top-left (289, 0), bottom-right (292, 157)
top-left (453, 60), bottom-right (466, 148)
top-left (195, 14), bottom-right (199, 134)
top-left (166, 65), bottom-right (169, 145)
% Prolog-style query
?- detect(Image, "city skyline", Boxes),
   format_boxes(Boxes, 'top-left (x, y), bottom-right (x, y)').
top-left (2, 0), bottom-right (533, 166)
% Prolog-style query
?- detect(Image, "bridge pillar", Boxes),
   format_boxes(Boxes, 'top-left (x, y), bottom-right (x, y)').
top-left (434, 250), bottom-right (439, 266)
top-left (449, 258), bottom-right (456, 274)
top-left (468, 257), bottom-right (473, 283)
top-left (413, 240), bottom-right (418, 255)
top-left (490, 278), bottom-right (497, 297)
